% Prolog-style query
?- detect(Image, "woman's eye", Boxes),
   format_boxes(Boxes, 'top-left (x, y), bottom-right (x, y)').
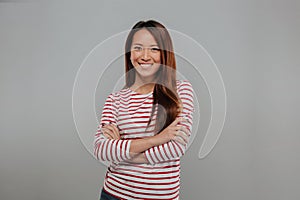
top-left (151, 48), bottom-right (160, 52)
top-left (132, 46), bottom-right (160, 52)
top-left (133, 46), bottom-right (142, 51)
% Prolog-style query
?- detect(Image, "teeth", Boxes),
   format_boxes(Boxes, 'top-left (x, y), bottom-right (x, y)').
top-left (140, 64), bottom-right (152, 67)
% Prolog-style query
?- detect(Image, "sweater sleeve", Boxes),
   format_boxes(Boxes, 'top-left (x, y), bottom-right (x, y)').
top-left (144, 80), bottom-right (194, 165)
top-left (93, 93), bottom-right (131, 163)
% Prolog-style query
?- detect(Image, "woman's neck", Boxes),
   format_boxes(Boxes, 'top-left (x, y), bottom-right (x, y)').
top-left (130, 83), bottom-right (155, 94)
top-left (131, 76), bottom-right (156, 94)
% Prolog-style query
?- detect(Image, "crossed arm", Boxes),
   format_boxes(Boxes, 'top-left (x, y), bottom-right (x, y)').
top-left (93, 81), bottom-right (194, 165)
top-left (100, 117), bottom-right (189, 164)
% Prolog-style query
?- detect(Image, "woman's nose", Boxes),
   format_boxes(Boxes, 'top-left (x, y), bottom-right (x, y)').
top-left (142, 48), bottom-right (150, 59)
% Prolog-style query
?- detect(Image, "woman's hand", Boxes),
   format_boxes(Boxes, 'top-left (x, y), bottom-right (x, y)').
top-left (101, 124), bottom-right (121, 140)
top-left (153, 117), bottom-right (189, 146)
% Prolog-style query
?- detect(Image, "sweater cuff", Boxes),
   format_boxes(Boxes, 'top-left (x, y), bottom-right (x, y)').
top-left (125, 139), bottom-right (132, 161)
top-left (144, 149), bottom-right (156, 165)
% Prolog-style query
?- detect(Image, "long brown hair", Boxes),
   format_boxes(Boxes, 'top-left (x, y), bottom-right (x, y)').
top-left (124, 20), bottom-right (181, 133)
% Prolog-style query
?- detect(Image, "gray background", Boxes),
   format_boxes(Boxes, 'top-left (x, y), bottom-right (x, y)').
top-left (1, 0), bottom-right (300, 200)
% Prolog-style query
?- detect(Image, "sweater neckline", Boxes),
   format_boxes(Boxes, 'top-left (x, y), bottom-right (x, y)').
top-left (127, 87), bottom-right (153, 96)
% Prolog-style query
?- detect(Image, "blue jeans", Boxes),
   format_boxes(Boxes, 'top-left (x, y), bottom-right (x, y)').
top-left (100, 188), bottom-right (120, 200)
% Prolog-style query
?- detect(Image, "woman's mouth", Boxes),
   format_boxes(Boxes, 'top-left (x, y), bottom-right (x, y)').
top-left (139, 63), bottom-right (153, 68)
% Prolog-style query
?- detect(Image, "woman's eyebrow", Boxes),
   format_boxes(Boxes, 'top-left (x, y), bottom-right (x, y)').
top-left (132, 43), bottom-right (159, 47)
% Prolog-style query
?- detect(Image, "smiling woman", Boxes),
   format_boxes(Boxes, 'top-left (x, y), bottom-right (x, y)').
top-left (93, 20), bottom-right (195, 200)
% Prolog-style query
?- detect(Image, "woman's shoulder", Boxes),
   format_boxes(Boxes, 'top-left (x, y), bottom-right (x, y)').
top-left (176, 79), bottom-right (194, 91)
top-left (176, 80), bottom-right (194, 102)
top-left (107, 87), bottom-right (131, 100)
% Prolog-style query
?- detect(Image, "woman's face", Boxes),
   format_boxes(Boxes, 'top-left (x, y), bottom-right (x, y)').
top-left (130, 28), bottom-right (161, 81)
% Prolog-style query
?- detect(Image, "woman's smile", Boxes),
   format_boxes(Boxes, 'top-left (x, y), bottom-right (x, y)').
top-left (139, 62), bottom-right (154, 69)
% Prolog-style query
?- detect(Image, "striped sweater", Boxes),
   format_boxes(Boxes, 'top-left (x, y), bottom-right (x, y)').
top-left (94, 80), bottom-right (194, 200)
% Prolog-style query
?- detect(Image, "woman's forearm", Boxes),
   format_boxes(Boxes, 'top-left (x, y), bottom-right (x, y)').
top-left (129, 136), bottom-right (159, 157)
top-left (127, 153), bottom-right (149, 164)
top-left (128, 121), bottom-right (187, 158)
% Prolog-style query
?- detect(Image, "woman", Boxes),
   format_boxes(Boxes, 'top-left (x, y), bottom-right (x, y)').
top-left (94, 20), bottom-right (194, 200)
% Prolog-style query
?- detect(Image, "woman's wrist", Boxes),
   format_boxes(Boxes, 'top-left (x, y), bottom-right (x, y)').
top-left (127, 153), bottom-right (149, 164)
top-left (129, 136), bottom-right (158, 155)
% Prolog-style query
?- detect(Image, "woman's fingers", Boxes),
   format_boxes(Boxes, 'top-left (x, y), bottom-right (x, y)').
top-left (170, 117), bottom-right (182, 126)
top-left (102, 124), bottom-right (120, 139)
top-left (171, 117), bottom-right (188, 126)
top-left (172, 126), bottom-right (189, 144)
top-left (169, 125), bottom-right (183, 131)
top-left (102, 128), bottom-right (115, 139)
top-left (103, 132), bottom-right (113, 139)
top-left (175, 131), bottom-right (189, 143)
top-left (179, 126), bottom-right (190, 137)
top-left (157, 117), bottom-right (190, 144)
top-left (171, 124), bottom-right (189, 135)
top-left (173, 135), bottom-right (186, 145)
top-left (104, 125), bottom-right (117, 139)
top-left (111, 124), bottom-right (121, 139)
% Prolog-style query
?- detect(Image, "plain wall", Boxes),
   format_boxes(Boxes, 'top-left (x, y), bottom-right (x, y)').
top-left (0, 0), bottom-right (299, 200)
